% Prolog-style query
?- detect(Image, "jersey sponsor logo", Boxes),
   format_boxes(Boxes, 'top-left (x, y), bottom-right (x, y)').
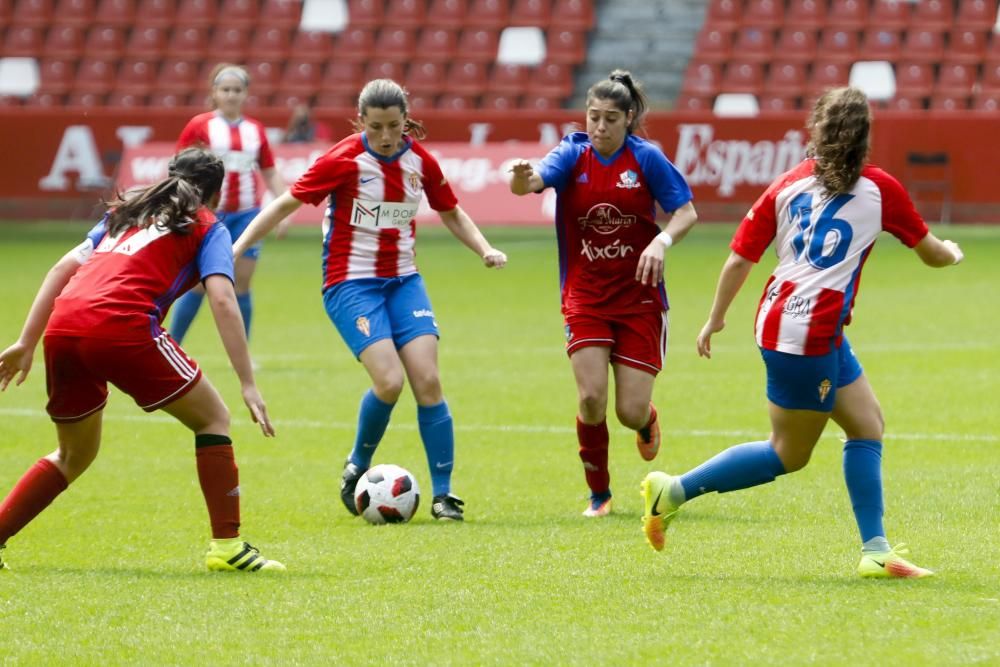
top-left (818, 378), bottom-right (832, 402)
top-left (412, 308), bottom-right (434, 318)
top-left (360, 176), bottom-right (378, 184)
top-left (356, 316), bottom-right (371, 337)
top-left (580, 238), bottom-right (635, 262)
top-left (96, 223), bottom-right (172, 256)
top-left (221, 151), bottom-right (257, 172)
top-left (616, 169), bottom-right (641, 189)
top-left (350, 198), bottom-right (419, 229)
top-left (783, 295), bottom-right (812, 318)
top-left (577, 203), bottom-right (637, 235)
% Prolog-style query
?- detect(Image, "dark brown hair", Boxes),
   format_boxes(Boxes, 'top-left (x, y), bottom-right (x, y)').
top-left (350, 78), bottom-right (427, 140)
top-left (103, 148), bottom-right (224, 237)
top-left (586, 69), bottom-right (649, 134)
top-left (807, 87), bottom-right (872, 195)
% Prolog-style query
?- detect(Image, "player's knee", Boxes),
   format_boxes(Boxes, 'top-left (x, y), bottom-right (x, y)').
top-left (577, 391), bottom-right (606, 421)
top-left (771, 441), bottom-right (812, 473)
top-left (614, 402), bottom-right (648, 430)
top-left (410, 373), bottom-right (442, 405)
top-left (373, 374), bottom-right (405, 402)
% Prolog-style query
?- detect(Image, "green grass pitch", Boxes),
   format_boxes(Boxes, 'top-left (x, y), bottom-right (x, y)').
top-left (0, 222), bottom-right (998, 665)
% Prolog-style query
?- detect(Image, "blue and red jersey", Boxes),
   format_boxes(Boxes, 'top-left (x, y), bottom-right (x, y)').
top-left (537, 132), bottom-right (693, 315)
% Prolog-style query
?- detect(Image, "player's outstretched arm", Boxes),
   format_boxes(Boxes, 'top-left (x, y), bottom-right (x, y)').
top-left (0, 250), bottom-right (82, 390)
top-left (914, 232), bottom-right (964, 267)
top-left (697, 251), bottom-right (755, 359)
top-left (508, 160), bottom-right (545, 195)
top-left (234, 191), bottom-right (303, 256)
top-left (204, 274), bottom-right (274, 437)
top-left (438, 206), bottom-right (507, 268)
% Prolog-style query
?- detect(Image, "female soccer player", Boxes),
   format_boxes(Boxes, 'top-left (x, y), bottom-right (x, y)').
top-left (640, 87), bottom-right (964, 578)
top-left (233, 79), bottom-right (507, 521)
top-left (508, 70), bottom-right (698, 517)
top-left (0, 148), bottom-right (283, 573)
top-left (169, 64), bottom-right (290, 347)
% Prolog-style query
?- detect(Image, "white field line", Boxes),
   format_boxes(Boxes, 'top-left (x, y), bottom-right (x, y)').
top-left (1, 407), bottom-right (995, 443)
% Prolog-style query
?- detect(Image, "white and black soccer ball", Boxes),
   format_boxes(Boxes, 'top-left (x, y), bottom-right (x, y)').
top-left (354, 464), bottom-right (420, 524)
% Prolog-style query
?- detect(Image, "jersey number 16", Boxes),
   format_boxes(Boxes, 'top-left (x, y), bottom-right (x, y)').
top-left (787, 192), bottom-right (854, 270)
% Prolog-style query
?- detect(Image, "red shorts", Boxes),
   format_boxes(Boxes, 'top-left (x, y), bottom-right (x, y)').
top-left (43, 333), bottom-right (202, 423)
top-left (564, 310), bottom-right (668, 375)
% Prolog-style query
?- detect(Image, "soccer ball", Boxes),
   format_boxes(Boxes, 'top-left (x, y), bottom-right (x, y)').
top-left (354, 464), bottom-right (420, 524)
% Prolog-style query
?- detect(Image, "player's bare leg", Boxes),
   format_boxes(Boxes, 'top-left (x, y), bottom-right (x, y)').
top-left (612, 363), bottom-right (660, 460)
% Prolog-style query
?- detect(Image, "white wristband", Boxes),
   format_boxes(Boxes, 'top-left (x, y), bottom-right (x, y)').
top-left (656, 231), bottom-right (674, 249)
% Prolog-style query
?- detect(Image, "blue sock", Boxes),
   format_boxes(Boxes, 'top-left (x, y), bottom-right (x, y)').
top-left (169, 290), bottom-right (204, 344)
top-left (843, 439), bottom-right (885, 544)
top-left (349, 390), bottom-right (396, 469)
top-left (418, 401), bottom-right (454, 497)
top-left (236, 292), bottom-right (252, 339)
top-left (680, 440), bottom-right (787, 501)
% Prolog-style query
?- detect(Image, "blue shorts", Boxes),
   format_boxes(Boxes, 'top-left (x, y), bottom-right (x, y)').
top-left (323, 273), bottom-right (439, 359)
top-left (760, 336), bottom-right (864, 412)
top-left (217, 209), bottom-right (262, 260)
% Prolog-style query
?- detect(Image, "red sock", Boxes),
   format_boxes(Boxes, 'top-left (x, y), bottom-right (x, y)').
top-left (0, 458), bottom-right (69, 545)
top-left (577, 417), bottom-right (610, 495)
top-left (196, 444), bottom-right (241, 539)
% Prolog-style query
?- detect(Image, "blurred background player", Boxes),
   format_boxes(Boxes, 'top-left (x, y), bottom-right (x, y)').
top-left (0, 148), bottom-right (283, 573)
top-left (509, 70), bottom-right (697, 518)
top-left (233, 79), bottom-right (507, 521)
top-left (169, 64), bottom-right (292, 350)
top-left (641, 87), bottom-right (965, 578)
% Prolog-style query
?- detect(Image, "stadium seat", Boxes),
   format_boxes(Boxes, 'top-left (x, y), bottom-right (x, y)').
top-left (117, 58), bottom-right (156, 95)
top-left (207, 27), bottom-right (250, 62)
top-left (981, 60), bottom-right (1000, 92)
top-left (11, 0), bottom-right (52, 26)
top-left (427, 0), bottom-right (465, 29)
top-left (886, 94), bottom-right (925, 111)
top-left (321, 60), bottom-right (363, 95)
top-left (253, 25), bottom-right (291, 60)
top-left (374, 27), bottom-right (418, 61)
top-left (551, 0), bottom-right (594, 29)
top-left (346, 0), bottom-right (382, 27)
top-left (520, 92), bottom-right (563, 109)
top-left (704, 0), bottom-right (742, 30)
top-left (315, 90), bottom-right (356, 109)
top-left (53, 0), bottom-right (94, 25)
top-left (732, 26), bottom-right (775, 63)
top-left (509, 0), bottom-right (551, 27)
top-left (290, 30), bottom-right (336, 62)
top-left (488, 62), bottom-right (530, 94)
top-left (497, 26), bottom-right (546, 65)
top-left (445, 60), bottom-right (488, 95)
top-left (406, 91), bottom-right (435, 110)
top-left (775, 28), bottom-right (817, 63)
top-left (972, 90), bottom-right (1000, 111)
top-left (300, 0), bottom-right (347, 31)
top-left (713, 92), bottom-right (759, 117)
top-left (466, 0), bottom-right (508, 29)
top-left (948, 29), bottom-right (988, 65)
top-left (23, 92), bottom-right (64, 106)
top-left (526, 61), bottom-right (573, 97)
top-left (93, 0), bottom-right (134, 25)
top-left (244, 59), bottom-right (279, 95)
top-left (332, 28), bottom-right (376, 63)
top-left (406, 60), bottom-right (448, 96)
top-left (281, 59), bottom-right (322, 96)
top-left (269, 90), bottom-right (310, 111)
top-left (156, 57), bottom-right (199, 94)
top-left (764, 61), bottom-right (807, 96)
top-left (74, 57), bottom-right (116, 94)
top-left (126, 25), bottom-right (168, 58)
top-left (0, 56), bottom-right (39, 96)
top-left (681, 61), bottom-right (722, 97)
top-left (674, 93), bottom-right (714, 112)
top-left (437, 92), bottom-right (477, 110)
top-left (260, 0), bottom-right (302, 29)
top-left (903, 29), bottom-right (945, 64)
top-left (364, 60), bottom-right (406, 83)
top-left (457, 28), bottom-right (500, 62)
top-left (84, 25), bottom-right (126, 58)
top-left (930, 93), bottom-right (969, 111)
top-left (43, 24), bottom-right (85, 58)
top-left (936, 62), bottom-right (977, 96)
top-left (218, 0), bottom-right (257, 28)
top-left (134, 0), bottom-right (173, 27)
top-left (0, 0), bottom-right (11, 24)
top-left (743, 0), bottom-right (782, 29)
top-left (809, 60), bottom-right (850, 94)
top-left (3, 26), bottom-right (45, 57)
top-left (849, 60), bottom-right (895, 101)
top-left (545, 29), bottom-right (586, 64)
top-left (912, 0), bottom-right (953, 30)
top-left (148, 90), bottom-right (186, 107)
top-left (868, 0), bottom-right (910, 29)
top-left (167, 26), bottom-right (209, 60)
top-left (384, 0), bottom-right (426, 27)
top-left (818, 28), bottom-right (859, 63)
top-left (894, 62), bottom-right (934, 98)
top-left (107, 89), bottom-right (146, 107)
top-left (786, 0), bottom-right (826, 28)
top-left (175, 0), bottom-right (216, 26)
top-left (692, 27), bottom-right (732, 64)
top-left (481, 91), bottom-right (520, 111)
top-left (758, 93), bottom-right (799, 112)
top-left (826, 0), bottom-right (867, 29)
top-left (37, 57), bottom-right (75, 94)
top-left (720, 61), bottom-right (764, 95)
top-left (416, 28), bottom-right (459, 61)
top-left (956, 0), bottom-right (998, 30)
top-left (66, 91), bottom-right (105, 107)
top-left (241, 92), bottom-right (263, 110)
top-left (860, 29), bottom-right (902, 62)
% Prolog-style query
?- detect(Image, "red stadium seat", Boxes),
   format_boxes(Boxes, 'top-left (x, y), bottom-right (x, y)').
top-left (260, 0), bottom-right (301, 29)
top-left (759, 93), bottom-right (800, 112)
top-left (67, 91), bottom-right (105, 107)
top-left (269, 90), bottom-right (310, 111)
top-left (445, 60), bottom-right (489, 95)
top-left (981, 59), bottom-right (1000, 92)
top-left (902, 29), bottom-right (945, 64)
top-left (510, 0), bottom-right (551, 27)
top-left (457, 28), bottom-right (500, 62)
top-left (466, 0), bottom-right (508, 29)
top-left (117, 58), bottom-right (156, 94)
top-left (3, 26), bottom-right (45, 57)
top-left (894, 62), bottom-right (934, 97)
top-left (930, 93), bottom-right (969, 111)
top-left (245, 59), bottom-right (279, 95)
top-left (488, 62), bottom-right (530, 94)
top-left (826, 0), bottom-right (867, 29)
top-left (912, 0), bottom-right (953, 30)
top-left (520, 92), bottom-right (564, 110)
top-left (74, 57), bottom-right (116, 94)
top-left (207, 26), bottom-right (250, 62)
top-left (551, 0), bottom-right (593, 29)
top-left (406, 91), bottom-right (436, 110)
top-left (437, 92), bottom-right (477, 110)
top-left (743, 0), bottom-right (782, 29)
top-left (53, 0), bottom-right (94, 25)
top-left (692, 27), bottom-right (732, 63)
top-left (290, 30), bottom-right (336, 62)
top-left (346, 0), bottom-right (383, 27)
top-left (956, 0), bottom-right (998, 30)
top-left (218, 0), bottom-right (257, 28)
top-left (764, 61), bottom-right (807, 96)
top-left (972, 90), bottom-right (1000, 111)
top-left (860, 29), bottom-right (902, 62)
top-left (869, 0), bottom-right (910, 29)
top-left (107, 89), bottom-right (146, 107)
top-left (332, 28), bottom-right (376, 63)
top-left (94, 0), bottom-right (134, 24)
top-left (315, 90), bottom-right (356, 110)
top-left (427, 0), bottom-right (466, 29)
top-left (526, 61), bottom-right (573, 97)
top-left (157, 57), bottom-right (199, 94)
top-left (936, 62), bottom-right (977, 96)
top-left (809, 60), bottom-right (850, 94)
top-left (732, 26), bottom-right (775, 63)
top-left (681, 61), bottom-right (722, 96)
top-left (704, 0), bottom-right (741, 30)
top-left (24, 92), bottom-right (65, 106)
top-left (948, 29), bottom-right (988, 64)
top-left (818, 28), bottom-right (859, 63)
top-left (37, 57), bottom-right (76, 94)
top-left (674, 93), bottom-right (714, 112)
top-left (481, 92), bottom-right (520, 111)
top-left (321, 60), bottom-right (364, 95)
top-left (253, 25), bottom-right (291, 60)
top-left (11, 0), bottom-right (52, 26)
top-left (43, 24), bottom-right (85, 58)
top-left (84, 25), bottom-right (126, 58)
top-left (134, 0), bottom-right (174, 27)
top-left (241, 92), bottom-right (263, 110)
top-left (281, 59), bottom-right (322, 96)
top-left (406, 60), bottom-right (448, 95)
top-left (374, 27), bottom-right (418, 61)
top-left (886, 94), bottom-right (925, 111)
top-left (126, 25), bottom-right (168, 58)
top-left (786, 0), bottom-right (825, 28)
top-left (546, 29), bottom-right (587, 64)
top-left (416, 28), bottom-right (458, 61)
top-left (384, 0), bottom-right (426, 27)
top-left (720, 60), bottom-right (764, 95)
top-left (364, 60), bottom-right (406, 83)
top-left (175, 0), bottom-right (216, 27)
top-left (167, 25), bottom-right (209, 60)
top-left (148, 90), bottom-right (186, 107)
top-left (775, 28), bottom-right (817, 63)
top-left (0, 0), bottom-right (11, 24)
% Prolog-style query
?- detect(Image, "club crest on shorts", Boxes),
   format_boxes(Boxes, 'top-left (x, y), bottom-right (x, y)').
top-left (356, 316), bottom-right (371, 337)
top-left (818, 378), bottom-right (832, 402)
top-left (565, 324), bottom-right (573, 342)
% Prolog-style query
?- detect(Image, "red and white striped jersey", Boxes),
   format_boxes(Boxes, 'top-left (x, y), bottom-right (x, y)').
top-left (176, 111), bottom-right (275, 213)
top-left (732, 159), bottom-right (929, 356)
top-left (290, 133), bottom-right (458, 290)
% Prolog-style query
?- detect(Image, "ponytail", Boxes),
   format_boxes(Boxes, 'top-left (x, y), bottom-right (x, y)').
top-left (586, 69), bottom-right (649, 133)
